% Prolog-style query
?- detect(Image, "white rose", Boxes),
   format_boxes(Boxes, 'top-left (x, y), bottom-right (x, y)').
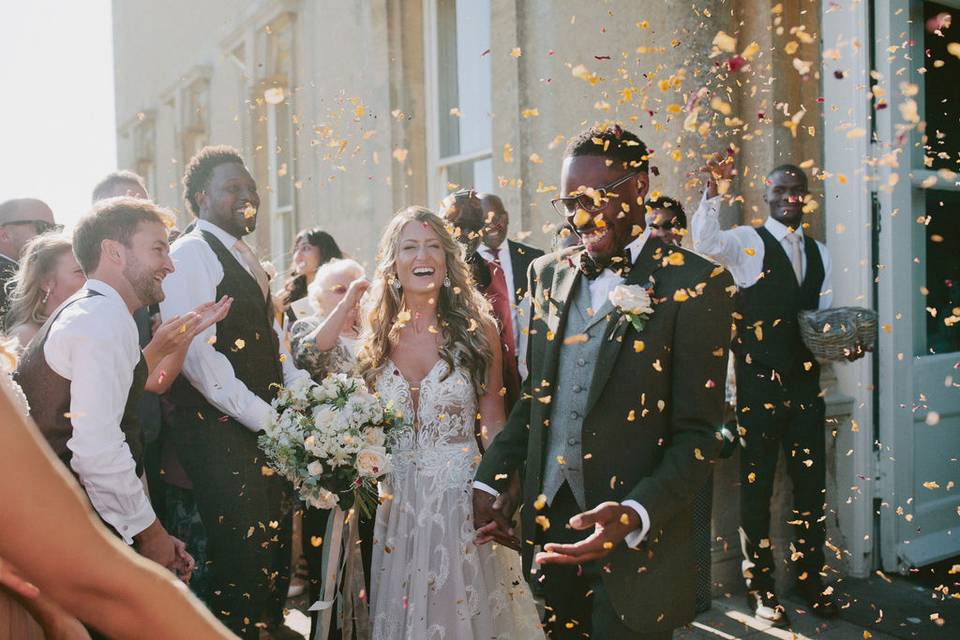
top-left (308, 488), bottom-right (339, 510)
top-left (362, 427), bottom-right (386, 447)
top-left (609, 284), bottom-right (653, 316)
top-left (312, 405), bottom-right (338, 429)
top-left (356, 447), bottom-right (390, 478)
top-left (307, 460), bottom-right (324, 477)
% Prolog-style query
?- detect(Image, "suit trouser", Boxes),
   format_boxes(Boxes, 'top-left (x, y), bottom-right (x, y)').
top-left (171, 406), bottom-right (293, 640)
top-left (538, 483), bottom-right (673, 640)
top-left (735, 360), bottom-right (826, 592)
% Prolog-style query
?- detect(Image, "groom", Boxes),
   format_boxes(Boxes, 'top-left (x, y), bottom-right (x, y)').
top-left (474, 125), bottom-right (735, 638)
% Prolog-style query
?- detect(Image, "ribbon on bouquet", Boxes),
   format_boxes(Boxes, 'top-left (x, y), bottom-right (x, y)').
top-left (309, 507), bottom-right (370, 640)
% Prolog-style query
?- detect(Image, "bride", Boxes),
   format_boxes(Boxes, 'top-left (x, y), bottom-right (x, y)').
top-left (358, 207), bottom-right (543, 639)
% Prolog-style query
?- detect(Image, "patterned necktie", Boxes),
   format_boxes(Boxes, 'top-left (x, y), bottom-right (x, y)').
top-left (483, 255), bottom-right (521, 408)
top-left (234, 238), bottom-right (270, 298)
top-left (785, 234), bottom-right (803, 285)
top-left (575, 248), bottom-right (633, 280)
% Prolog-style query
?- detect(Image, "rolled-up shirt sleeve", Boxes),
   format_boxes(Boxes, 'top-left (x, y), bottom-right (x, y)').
top-left (46, 316), bottom-right (155, 544)
top-left (160, 236), bottom-right (308, 431)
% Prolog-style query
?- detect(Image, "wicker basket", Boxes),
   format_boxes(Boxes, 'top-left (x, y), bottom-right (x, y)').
top-left (798, 306), bottom-right (877, 362)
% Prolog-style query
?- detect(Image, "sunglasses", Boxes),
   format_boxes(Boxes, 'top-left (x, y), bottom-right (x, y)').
top-left (1, 220), bottom-right (63, 234)
top-left (648, 220), bottom-right (680, 231)
top-left (551, 173), bottom-right (638, 218)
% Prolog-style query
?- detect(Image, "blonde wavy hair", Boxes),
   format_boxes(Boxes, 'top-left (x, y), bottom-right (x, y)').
top-left (358, 206), bottom-right (495, 396)
top-left (4, 233), bottom-right (74, 331)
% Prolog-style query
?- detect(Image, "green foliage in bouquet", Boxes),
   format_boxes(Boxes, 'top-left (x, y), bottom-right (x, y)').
top-left (258, 373), bottom-right (405, 518)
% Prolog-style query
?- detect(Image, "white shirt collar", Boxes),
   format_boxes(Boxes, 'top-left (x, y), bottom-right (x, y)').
top-left (764, 216), bottom-right (803, 242)
top-left (84, 278), bottom-right (127, 307)
top-left (195, 219), bottom-right (241, 248)
top-left (626, 227), bottom-right (651, 264)
top-left (478, 241), bottom-right (509, 261)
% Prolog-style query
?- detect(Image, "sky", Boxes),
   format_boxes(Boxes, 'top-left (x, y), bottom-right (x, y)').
top-left (0, 0), bottom-right (116, 230)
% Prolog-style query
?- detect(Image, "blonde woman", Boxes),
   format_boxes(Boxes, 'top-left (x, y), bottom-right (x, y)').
top-left (359, 207), bottom-right (542, 639)
top-left (290, 258), bottom-right (369, 380)
top-left (4, 233), bottom-right (85, 348)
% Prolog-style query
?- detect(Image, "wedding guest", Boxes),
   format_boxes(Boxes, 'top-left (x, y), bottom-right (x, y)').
top-left (13, 198), bottom-right (193, 598)
top-left (161, 145), bottom-right (310, 640)
top-left (441, 190), bottom-right (523, 410)
top-left (691, 159), bottom-right (862, 624)
top-left (91, 170), bottom-right (149, 202)
top-left (289, 257), bottom-right (370, 639)
top-left (645, 195), bottom-right (688, 247)
top-left (474, 124), bottom-right (734, 639)
top-left (278, 227), bottom-right (343, 322)
top-left (4, 233), bottom-right (85, 349)
top-left (91, 169), bottom-right (169, 561)
top-left (0, 198), bottom-right (59, 318)
top-left (477, 192), bottom-right (544, 388)
top-left (0, 373), bottom-right (234, 639)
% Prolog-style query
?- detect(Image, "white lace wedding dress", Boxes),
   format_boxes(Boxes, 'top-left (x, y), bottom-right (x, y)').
top-left (370, 357), bottom-right (544, 640)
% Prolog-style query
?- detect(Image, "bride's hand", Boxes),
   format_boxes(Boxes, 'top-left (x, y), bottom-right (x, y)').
top-left (473, 478), bottom-right (521, 551)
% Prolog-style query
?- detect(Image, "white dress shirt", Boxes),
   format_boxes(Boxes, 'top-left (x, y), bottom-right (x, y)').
top-left (477, 230), bottom-right (652, 549)
top-left (159, 219), bottom-right (310, 432)
top-left (690, 193), bottom-right (833, 309)
top-left (44, 279), bottom-right (155, 544)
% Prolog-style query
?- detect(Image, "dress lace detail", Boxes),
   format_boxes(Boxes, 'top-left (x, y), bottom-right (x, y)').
top-left (370, 358), bottom-right (543, 640)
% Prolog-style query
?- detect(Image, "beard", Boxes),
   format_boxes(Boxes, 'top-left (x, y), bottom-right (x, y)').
top-left (124, 256), bottom-right (165, 306)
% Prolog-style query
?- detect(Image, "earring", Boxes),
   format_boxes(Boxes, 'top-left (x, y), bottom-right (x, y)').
top-left (442, 276), bottom-right (451, 288)
top-left (391, 276), bottom-right (402, 291)
top-left (41, 289), bottom-right (51, 304)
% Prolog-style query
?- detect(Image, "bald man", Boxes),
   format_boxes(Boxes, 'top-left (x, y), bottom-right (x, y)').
top-left (0, 198), bottom-right (59, 316)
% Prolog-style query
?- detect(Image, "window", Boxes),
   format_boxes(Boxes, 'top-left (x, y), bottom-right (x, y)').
top-left (179, 76), bottom-right (210, 167)
top-left (258, 14), bottom-right (297, 268)
top-left (425, 0), bottom-right (493, 204)
top-left (132, 112), bottom-right (156, 197)
top-left (919, 1), bottom-right (960, 354)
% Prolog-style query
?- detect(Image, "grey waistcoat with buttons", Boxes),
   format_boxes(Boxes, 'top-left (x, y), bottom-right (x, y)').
top-left (542, 276), bottom-right (612, 510)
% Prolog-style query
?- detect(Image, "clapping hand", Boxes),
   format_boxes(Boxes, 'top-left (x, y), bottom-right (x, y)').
top-left (149, 296), bottom-right (233, 357)
top-left (535, 502), bottom-right (642, 566)
top-left (699, 149), bottom-right (737, 198)
top-left (473, 473), bottom-right (522, 551)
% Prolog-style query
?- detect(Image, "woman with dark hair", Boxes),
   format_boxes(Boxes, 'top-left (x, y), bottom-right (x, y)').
top-left (278, 228), bottom-right (343, 321)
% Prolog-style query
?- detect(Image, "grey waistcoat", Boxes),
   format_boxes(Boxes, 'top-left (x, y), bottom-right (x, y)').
top-left (542, 277), bottom-right (611, 509)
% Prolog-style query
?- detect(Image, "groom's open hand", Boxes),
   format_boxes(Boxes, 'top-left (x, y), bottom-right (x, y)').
top-left (473, 474), bottom-right (522, 551)
top-left (535, 502), bottom-right (641, 565)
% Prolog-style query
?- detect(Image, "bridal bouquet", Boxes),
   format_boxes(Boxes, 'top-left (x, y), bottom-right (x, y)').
top-left (258, 373), bottom-right (403, 517)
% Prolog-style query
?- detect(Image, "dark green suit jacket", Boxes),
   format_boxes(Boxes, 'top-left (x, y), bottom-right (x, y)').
top-left (475, 237), bottom-right (736, 632)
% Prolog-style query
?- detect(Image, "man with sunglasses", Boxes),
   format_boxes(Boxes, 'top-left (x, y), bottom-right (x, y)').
top-left (0, 198), bottom-right (60, 318)
top-left (474, 124), bottom-right (735, 639)
top-left (644, 196), bottom-right (688, 247)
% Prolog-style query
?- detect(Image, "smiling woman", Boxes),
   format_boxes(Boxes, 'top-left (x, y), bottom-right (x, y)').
top-left (0, 0), bottom-right (117, 230)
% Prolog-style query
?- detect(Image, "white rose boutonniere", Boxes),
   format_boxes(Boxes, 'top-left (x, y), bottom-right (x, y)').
top-left (609, 283), bottom-right (654, 332)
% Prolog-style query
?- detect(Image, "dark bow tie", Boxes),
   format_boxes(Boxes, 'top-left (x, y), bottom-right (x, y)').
top-left (576, 249), bottom-right (633, 280)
